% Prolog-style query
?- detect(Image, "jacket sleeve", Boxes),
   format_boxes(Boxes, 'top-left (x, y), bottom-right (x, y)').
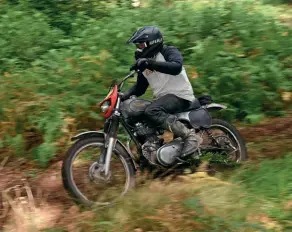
top-left (148, 46), bottom-right (183, 75)
top-left (124, 72), bottom-right (149, 97)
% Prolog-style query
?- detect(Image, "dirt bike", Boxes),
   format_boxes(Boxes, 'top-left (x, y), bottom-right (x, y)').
top-left (61, 70), bottom-right (248, 207)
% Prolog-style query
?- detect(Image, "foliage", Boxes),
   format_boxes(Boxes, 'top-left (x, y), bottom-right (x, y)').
top-left (232, 152), bottom-right (292, 200)
top-left (232, 153), bottom-right (292, 224)
top-left (262, 0), bottom-right (292, 4)
top-left (0, 3), bottom-right (64, 72)
top-left (47, 157), bottom-right (292, 232)
top-left (5, 0), bottom-right (127, 34)
top-left (87, 180), bottom-right (266, 232)
top-left (43, 154), bottom-right (292, 231)
top-left (0, 0), bottom-right (291, 165)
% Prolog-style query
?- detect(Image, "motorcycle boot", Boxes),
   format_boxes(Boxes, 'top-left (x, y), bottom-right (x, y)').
top-left (164, 116), bottom-right (202, 158)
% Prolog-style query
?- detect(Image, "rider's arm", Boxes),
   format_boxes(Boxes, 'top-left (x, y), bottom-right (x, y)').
top-left (147, 46), bottom-right (183, 75)
top-left (123, 72), bottom-right (149, 98)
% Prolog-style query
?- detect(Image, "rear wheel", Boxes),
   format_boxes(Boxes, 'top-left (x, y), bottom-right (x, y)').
top-left (62, 136), bottom-right (136, 207)
top-left (201, 118), bottom-right (248, 163)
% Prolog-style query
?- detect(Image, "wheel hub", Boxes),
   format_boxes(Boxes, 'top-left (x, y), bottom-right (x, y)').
top-left (214, 135), bottom-right (236, 150)
top-left (88, 162), bottom-right (112, 183)
top-left (214, 135), bottom-right (238, 161)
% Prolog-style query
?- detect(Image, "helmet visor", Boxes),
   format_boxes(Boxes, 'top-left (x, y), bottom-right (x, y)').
top-left (135, 42), bottom-right (147, 49)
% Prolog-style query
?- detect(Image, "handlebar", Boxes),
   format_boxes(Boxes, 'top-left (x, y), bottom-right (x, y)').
top-left (127, 70), bottom-right (137, 78)
top-left (117, 70), bottom-right (137, 89)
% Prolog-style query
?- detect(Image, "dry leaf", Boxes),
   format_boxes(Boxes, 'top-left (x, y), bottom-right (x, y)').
top-left (284, 200), bottom-right (292, 210)
top-left (282, 92), bottom-right (291, 102)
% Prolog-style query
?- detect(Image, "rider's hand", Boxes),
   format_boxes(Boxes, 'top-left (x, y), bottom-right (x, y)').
top-left (129, 64), bottom-right (136, 71)
top-left (120, 92), bottom-right (130, 102)
top-left (130, 58), bottom-right (149, 72)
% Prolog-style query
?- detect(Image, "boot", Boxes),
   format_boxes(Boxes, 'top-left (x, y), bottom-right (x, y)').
top-left (165, 117), bottom-right (202, 157)
top-left (181, 129), bottom-right (203, 157)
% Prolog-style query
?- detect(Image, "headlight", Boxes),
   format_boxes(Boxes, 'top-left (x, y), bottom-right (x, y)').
top-left (101, 101), bottom-right (110, 112)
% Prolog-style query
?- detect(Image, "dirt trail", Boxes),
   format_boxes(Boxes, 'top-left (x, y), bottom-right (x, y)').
top-left (238, 113), bottom-right (292, 159)
top-left (0, 113), bottom-right (291, 231)
top-left (0, 162), bottom-right (70, 231)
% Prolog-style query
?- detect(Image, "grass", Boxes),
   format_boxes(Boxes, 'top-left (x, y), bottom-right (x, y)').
top-left (232, 153), bottom-right (292, 223)
top-left (86, 154), bottom-right (291, 232)
top-left (2, 145), bottom-right (291, 232)
top-left (15, 155), bottom-right (287, 232)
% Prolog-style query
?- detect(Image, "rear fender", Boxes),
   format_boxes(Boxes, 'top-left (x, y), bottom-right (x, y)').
top-left (189, 108), bottom-right (212, 129)
top-left (176, 108), bottom-right (212, 129)
top-left (204, 103), bottom-right (227, 111)
top-left (71, 131), bottom-right (137, 169)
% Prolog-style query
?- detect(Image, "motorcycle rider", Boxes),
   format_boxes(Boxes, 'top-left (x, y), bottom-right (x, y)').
top-left (122, 26), bottom-right (202, 165)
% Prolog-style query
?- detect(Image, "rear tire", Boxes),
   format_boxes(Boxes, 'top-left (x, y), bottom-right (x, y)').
top-left (210, 118), bottom-right (248, 161)
top-left (62, 136), bottom-right (136, 207)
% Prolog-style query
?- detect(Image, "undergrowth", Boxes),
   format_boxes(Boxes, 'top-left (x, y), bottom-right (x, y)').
top-left (40, 154), bottom-right (290, 231)
top-left (40, 164), bottom-right (291, 232)
top-left (232, 152), bottom-right (292, 225)
top-left (0, 0), bottom-right (291, 165)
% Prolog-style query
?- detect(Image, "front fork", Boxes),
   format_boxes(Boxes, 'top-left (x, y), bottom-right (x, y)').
top-left (99, 96), bottom-right (121, 176)
top-left (103, 116), bottom-right (119, 176)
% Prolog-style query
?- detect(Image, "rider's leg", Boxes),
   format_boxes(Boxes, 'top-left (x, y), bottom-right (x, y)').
top-left (144, 94), bottom-right (202, 158)
top-left (163, 115), bottom-right (202, 157)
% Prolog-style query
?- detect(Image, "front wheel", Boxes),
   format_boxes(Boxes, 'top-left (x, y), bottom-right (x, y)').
top-left (62, 136), bottom-right (136, 207)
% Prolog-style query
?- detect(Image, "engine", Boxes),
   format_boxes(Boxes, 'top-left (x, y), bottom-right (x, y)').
top-left (121, 98), bottom-right (165, 143)
top-left (133, 122), bottom-right (185, 166)
top-left (133, 122), bottom-right (161, 144)
top-left (121, 97), bottom-right (185, 166)
top-left (156, 139), bottom-right (184, 166)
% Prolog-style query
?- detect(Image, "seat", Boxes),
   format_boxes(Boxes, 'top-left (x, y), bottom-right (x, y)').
top-left (183, 98), bottom-right (201, 112)
top-left (183, 95), bottom-right (213, 112)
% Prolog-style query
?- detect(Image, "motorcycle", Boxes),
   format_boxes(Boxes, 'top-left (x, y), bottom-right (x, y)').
top-left (61, 70), bottom-right (248, 207)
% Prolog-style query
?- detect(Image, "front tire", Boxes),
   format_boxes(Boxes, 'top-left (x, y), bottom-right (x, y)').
top-left (62, 136), bottom-right (136, 207)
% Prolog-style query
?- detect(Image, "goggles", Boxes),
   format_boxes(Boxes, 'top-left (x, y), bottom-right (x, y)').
top-left (135, 42), bottom-right (147, 49)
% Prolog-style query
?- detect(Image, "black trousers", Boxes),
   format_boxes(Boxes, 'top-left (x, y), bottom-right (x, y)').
top-left (144, 94), bottom-right (191, 127)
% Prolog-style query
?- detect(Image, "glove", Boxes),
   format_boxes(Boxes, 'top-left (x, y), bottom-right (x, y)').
top-left (130, 58), bottom-right (150, 72)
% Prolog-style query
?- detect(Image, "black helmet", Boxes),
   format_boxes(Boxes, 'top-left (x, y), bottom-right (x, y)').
top-left (127, 26), bottom-right (164, 59)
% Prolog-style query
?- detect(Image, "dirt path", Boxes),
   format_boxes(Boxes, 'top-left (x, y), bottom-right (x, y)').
top-left (0, 113), bottom-right (291, 231)
top-left (238, 113), bottom-right (292, 160)
top-left (0, 162), bottom-right (71, 231)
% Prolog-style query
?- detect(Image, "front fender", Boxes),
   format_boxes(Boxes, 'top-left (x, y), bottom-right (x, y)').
top-left (71, 131), bottom-right (138, 170)
top-left (204, 103), bottom-right (227, 111)
top-left (71, 131), bottom-right (106, 141)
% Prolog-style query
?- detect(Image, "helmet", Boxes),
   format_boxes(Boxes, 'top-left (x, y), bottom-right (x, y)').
top-left (127, 26), bottom-right (164, 59)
